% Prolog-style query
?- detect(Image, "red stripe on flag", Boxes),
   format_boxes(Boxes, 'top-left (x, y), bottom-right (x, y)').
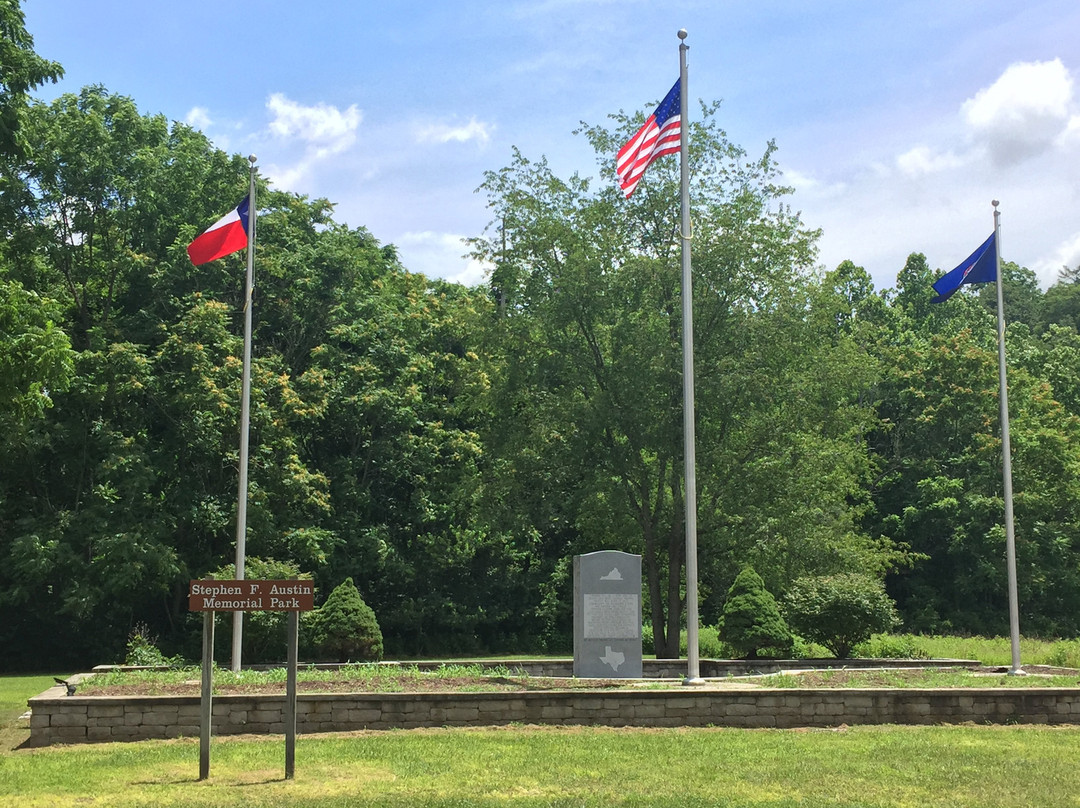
top-left (616, 114), bottom-right (681, 198)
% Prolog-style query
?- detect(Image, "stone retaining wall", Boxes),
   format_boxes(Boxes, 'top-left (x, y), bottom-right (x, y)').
top-left (28, 685), bottom-right (1080, 747)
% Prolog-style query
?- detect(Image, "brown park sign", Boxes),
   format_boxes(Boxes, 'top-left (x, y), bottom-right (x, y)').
top-left (188, 579), bottom-right (315, 612)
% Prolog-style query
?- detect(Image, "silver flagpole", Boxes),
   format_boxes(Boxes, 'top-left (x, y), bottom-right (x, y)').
top-left (231, 155), bottom-right (258, 672)
top-left (677, 29), bottom-right (703, 685)
top-left (992, 200), bottom-right (1025, 676)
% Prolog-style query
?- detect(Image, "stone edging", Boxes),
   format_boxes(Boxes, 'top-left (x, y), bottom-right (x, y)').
top-left (28, 682), bottom-right (1080, 746)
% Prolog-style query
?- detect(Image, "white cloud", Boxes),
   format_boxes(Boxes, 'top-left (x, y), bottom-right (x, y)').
top-left (895, 145), bottom-right (968, 177)
top-left (396, 231), bottom-right (492, 286)
top-left (266, 93), bottom-right (362, 158)
top-left (1059, 114), bottom-right (1080, 147)
top-left (781, 167), bottom-right (847, 201)
top-left (961, 59), bottom-right (1075, 166)
top-left (415, 117), bottom-right (494, 146)
top-left (185, 106), bottom-right (212, 129)
top-left (1031, 231), bottom-right (1080, 284)
top-left (261, 94), bottom-right (363, 191)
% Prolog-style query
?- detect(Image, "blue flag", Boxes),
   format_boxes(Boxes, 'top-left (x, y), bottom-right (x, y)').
top-left (931, 232), bottom-right (997, 303)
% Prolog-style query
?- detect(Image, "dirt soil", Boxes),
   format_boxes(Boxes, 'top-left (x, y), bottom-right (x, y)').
top-left (74, 675), bottom-right (636, 697)
top-left (773, 665), bottom-right (1080, 687)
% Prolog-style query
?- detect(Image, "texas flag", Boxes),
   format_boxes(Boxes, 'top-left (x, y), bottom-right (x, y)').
top-left (187, 196), bottom-right (251, 265)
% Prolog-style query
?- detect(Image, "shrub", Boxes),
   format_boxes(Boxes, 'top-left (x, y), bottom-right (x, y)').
top-left (784, 573), bottom-right (900, 658)
top-left (790, 635), bottom-right (828, 659)
top-left (696, 625), bottom-right (725, 658)
top-left (124, 623), bottom-right (183, 666)
top-left (310, 577), bottom-right (383, 662)
top-left (718, 567), bottom-right (793, 659)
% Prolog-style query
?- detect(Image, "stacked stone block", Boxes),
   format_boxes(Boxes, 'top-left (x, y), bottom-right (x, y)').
top-left (27, 682), bottom-right (1080, 747)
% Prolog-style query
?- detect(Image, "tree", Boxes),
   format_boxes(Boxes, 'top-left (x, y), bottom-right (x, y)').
top-left (0, 276), bottom-right (74, 426)
top-left (0, 88), bottom-right (335, 667)
top-left (310, 577), bottom-right (383, 662)
top-left (976, 261), bottom-right (1042, 331)
top-left (867, 311), bottom-right (1080, 636)
top-left (474, 103), bottom-right (895, 659)
top-left (717, 567), bottom-right (791, 659)
top-left (0, 0), bottom-right (63, 158)
top-left (1041, 268), bottom-right (1080, 334)
top-left (6, 87), bottom-right (249, 349)
top-left (784, 573), bottom-right (899, 658)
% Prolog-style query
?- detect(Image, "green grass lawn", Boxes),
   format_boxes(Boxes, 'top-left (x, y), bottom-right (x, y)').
top-left (0, 673), bottom-right (67, 752)
top-left (3, 723), bottom-right (1080, 807)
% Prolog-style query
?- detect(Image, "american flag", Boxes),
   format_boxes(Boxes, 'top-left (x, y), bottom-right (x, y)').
top-left (616, 79), bottom-right (681, 198)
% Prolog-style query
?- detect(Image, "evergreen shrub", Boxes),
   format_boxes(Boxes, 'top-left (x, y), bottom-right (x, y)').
top-left (310, 577), bottom-right (384, 662)
top-left (717, 567), bottom-right (792, 659)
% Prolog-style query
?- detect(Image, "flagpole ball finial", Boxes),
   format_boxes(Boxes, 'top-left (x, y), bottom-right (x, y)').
top-left (678, 28), bottom-right (687, 40)
top-left (249, 154), bottom-right (257, 165)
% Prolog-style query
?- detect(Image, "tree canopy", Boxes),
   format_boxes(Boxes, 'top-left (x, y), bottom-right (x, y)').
top-left (5, 3), bottom-right (1080, 669)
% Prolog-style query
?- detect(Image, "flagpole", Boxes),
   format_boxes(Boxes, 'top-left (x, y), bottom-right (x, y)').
top-left (677, 29), bottom-right (703, 685)
top-left (231, 155), bottom-right (257, 672)
top-left (992, 200), bottom-right (1024, 676)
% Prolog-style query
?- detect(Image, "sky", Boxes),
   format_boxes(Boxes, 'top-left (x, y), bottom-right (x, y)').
top-left (21, 0), bottom-right (1080, 292)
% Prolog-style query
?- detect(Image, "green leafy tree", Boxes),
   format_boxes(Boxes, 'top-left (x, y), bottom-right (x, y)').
top-left (0, 88), bottom-right (333, 667)
top-left (0, 0), bottom-right (62, 157)
top-left (474, 103), bottom-right (896, 658)
top-left (975, 261), bottom-right (1042, 331)
top-left (866, 303), bottom-right (1080, 636)
top-left (717, 567), bottom-right (791, 659)
top-left (0, 276), bottom-right (74, 425)
top-left (1041, 267), bottom-right (1080, 334)
top-left (310, 577), bottom-right (383, 662)
top-left (0, 81), bottom-right (505, 665)
top-left (784, 573), bottom-right (899, 658)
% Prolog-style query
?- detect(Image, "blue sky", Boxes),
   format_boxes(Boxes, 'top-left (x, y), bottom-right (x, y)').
top-left (22, 0), bottom-right (1080, 291)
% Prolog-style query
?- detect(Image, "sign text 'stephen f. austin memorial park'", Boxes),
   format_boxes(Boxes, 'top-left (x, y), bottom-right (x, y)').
top-left (188, 579), bottom-right (315, 612)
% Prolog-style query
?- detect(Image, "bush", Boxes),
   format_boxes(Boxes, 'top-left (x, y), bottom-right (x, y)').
top-left (790, 635), bottom-right (828, 659)
top-left (784, 573), bottom-right (900, 658)
top-left (310, 577), bottom-right (383, 662)
top-left (718, 567), bottom-right (793, 659)
top-left (695, 625), bottom-right (725, 658)
top-left (640, 624), bottom-right (725, 658)
top-left (124, 623), bottom-right (183, 666)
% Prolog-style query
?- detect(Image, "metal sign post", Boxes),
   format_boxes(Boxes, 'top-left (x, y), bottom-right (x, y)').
top-left (199, 611), bottom-right (214, 781)
top-left (190, 579), bottom-right (314, 781)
